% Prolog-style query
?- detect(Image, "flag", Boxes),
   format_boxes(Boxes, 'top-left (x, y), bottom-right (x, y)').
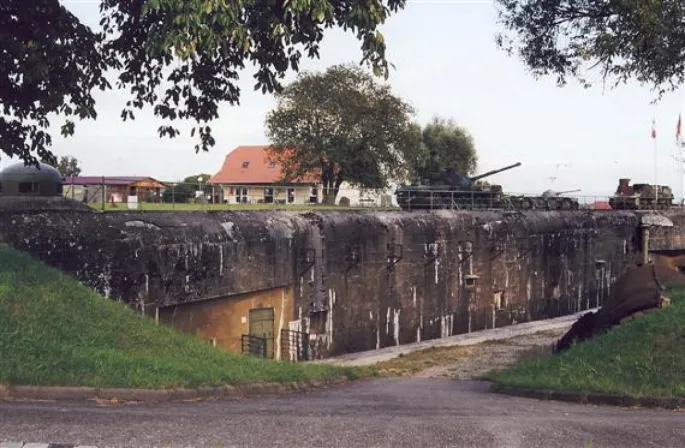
top-left (652, 119), bottom-right (657, 139)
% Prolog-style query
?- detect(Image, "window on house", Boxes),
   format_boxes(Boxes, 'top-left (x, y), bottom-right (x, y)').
top-left (309, 186), bottom-right (318, 204)
top-left (287, 188), bottom-right (295, 204)
top-left (242, 161), bottom-right (250, 168)
top-left (18, 182), bottom-right (35, 194)
top-left (236, 187), bottom-right (248, 203)
top-left (264, 187), bottom-right (274, 203)
top-left (268, 160), bottom-right (276, 169)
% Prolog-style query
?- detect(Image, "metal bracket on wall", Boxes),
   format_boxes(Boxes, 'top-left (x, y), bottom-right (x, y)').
top-left (424, 242), bottom-right (439, 265)
top-left (458, 240), bottom-right (475, 264)
top-left (298, 248), bottom-right (316, 277)
top-left (516, 235), bottom-right (536, 260)
top-left (345, 245), bottom-right (361, 275)
top-left (387, 243), bottom-right (403, 270)
top-left (489, 238), bottom-right (505, 261)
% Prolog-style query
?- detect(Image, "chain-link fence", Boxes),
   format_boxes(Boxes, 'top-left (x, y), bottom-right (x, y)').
top-left (57, 178), bottom-right (685, 212)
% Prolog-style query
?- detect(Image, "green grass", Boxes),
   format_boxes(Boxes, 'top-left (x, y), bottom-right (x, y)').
top-left (87, 202), bottom-right (395, 212)
top-left (491, 286), bottom-right (685, 399)
top-left (0, 244), bottom-right (359, 389)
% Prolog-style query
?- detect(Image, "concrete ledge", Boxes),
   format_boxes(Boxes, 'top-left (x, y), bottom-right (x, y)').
top-left (316, 310), bottom-right (597, 367)
top-left (0, 376), bottom-right (351, 404)
top-left (490, 383), bottom-right (685, 410)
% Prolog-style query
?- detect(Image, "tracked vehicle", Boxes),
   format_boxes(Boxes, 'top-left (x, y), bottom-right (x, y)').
top-left (608, 178), bottom-right (674, 210)
top-left (508, 189), bottom-right (581, 211)
top-left (394, 162), bottom-right (522, 210)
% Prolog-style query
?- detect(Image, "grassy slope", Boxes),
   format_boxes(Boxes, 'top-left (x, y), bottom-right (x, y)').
top-left (0, 244), bottom-right (357, 389)
top-left (492, 286), bottom-right (685, 399)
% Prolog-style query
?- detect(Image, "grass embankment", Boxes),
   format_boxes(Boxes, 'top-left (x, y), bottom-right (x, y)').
top-left (491, 286), bottom-right (685, 399)
top-left (0, 244), bottom-right (358, 389)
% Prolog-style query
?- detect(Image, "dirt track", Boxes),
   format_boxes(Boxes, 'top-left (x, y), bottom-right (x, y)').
top-left (375, 328), bottom-right (567, 379)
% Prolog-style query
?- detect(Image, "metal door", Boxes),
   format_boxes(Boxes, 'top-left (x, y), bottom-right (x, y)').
top-left (249, 307), bottom-right (275, 359)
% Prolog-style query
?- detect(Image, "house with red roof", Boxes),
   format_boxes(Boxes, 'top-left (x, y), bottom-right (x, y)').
top-left (209, 145), bottom-right (397, 206)
top-left (209, 145), bottom-right (323, 205)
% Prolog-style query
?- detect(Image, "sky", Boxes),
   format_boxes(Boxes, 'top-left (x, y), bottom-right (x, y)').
top-left (42, 0), bottom-right (685, 198)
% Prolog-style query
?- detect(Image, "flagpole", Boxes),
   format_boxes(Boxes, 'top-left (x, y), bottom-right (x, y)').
top-left (653, 118), bottom-right (658, 211)
top-left (675, 113), bottom-right (685, 207)
top-left (680, 86), bottom-right (685, 206)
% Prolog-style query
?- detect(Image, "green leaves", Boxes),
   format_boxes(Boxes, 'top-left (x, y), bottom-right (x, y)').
top-left (412, 117), bottom-right (478, 183)
top-left (2, 0), bottom-right (407, 165)
top-left (265, 63), bottom-right (420, 196)
top-left (496, 0), bottom-right (685, 96)
top-left (1, 0), bottom-right (107, 166)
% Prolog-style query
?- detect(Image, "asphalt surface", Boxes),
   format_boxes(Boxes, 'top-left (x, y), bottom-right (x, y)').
top-left (1, 378), bottom-right (684, 448)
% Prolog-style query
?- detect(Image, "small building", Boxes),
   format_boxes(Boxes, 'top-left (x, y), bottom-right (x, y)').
top-left (0, 161), bottom-right (64, 197)
top-left (63, 176), bottom-right (168, 204)
top-left (209, 145), bottom-right (321, 205)
top-left (208, 145), bottom-right (395, 206)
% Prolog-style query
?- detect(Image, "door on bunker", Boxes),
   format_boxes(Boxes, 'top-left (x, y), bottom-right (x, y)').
top-left (249, 307), bottom-right (275, 359)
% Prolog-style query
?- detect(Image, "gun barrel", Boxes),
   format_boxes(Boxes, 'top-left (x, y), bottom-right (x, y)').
top-left (471, 162), bottom-right (522, 182)
top-left (556, 189), bottom-right (582, 195)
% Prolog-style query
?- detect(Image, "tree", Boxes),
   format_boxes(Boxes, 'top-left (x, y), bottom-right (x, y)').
top-left (56, 156), bottom-right (82, 177)
top-left (495, 0), bottom-right (685, 96)
top-left (412, 117), bottom-right (477, 182)
top-left (264, 64), bottom-right (423, 203)
top-left (2, 0), bottom-right (407, 167)
top-left (39, 154), bottom-right (82, 177)
top-left (162, 173), bottom-right (214, 203)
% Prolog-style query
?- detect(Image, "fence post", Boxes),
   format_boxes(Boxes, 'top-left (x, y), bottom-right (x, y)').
top-left (101, 176), bottom-right (105, 211)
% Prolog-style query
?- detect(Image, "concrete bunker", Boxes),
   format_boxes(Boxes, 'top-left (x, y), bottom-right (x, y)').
top-left (0, 161), bottom-right (64, 197)
top-left (0, 208), bottom-right (683, 360)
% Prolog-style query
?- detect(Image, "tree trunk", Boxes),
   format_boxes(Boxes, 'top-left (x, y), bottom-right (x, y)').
top-left (320, 161), bottom-right (338, 205)
top-left (332, 175), bottom-right (344, 203)
top-left (322, 181), bottom-right (336, 204)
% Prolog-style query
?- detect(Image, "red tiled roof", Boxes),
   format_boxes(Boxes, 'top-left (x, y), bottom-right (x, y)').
top-left (64, 176), bottom-right (168, 187)
top-left (209, 145), bottom-right (318, 185)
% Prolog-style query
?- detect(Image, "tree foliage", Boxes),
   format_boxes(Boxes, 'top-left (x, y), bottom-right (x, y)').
top-left (2, 0), bottom-right (407, 166)
top-left (162, 173), bottom-right (213, 203)
top-left (495, 0), bottom-right (685, 96)
top-left (264, 64), bottom-right (423, 203)
top-left (412, 117), bottom-right (477, 182)
top-left (56, 156), bottom-right (82, 177)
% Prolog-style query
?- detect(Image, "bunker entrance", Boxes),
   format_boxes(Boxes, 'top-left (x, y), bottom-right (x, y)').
top-left (249, 307), bottom-right (275, 359)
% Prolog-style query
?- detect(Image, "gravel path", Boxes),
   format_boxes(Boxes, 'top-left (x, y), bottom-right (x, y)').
top-left (409, 329), bottom-right (567, 379)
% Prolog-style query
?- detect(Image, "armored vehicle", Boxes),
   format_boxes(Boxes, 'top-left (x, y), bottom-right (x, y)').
top-left (394, 162), bottom-right (522, 210)
top-left (609, 178), bottom-right (674, 210)
top-left (509, 189), bottom-right (581, 211)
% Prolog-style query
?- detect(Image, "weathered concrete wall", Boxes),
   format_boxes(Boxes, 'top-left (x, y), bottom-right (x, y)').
top-left (0, 207), bottom-right (677, 359)
top-left (158, 285), bottom-right (295, 358)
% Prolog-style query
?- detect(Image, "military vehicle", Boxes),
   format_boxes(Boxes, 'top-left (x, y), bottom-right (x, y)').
top-left (394, 162), bottom-right (522, 210)
top-left (508, 189), bottom-right (581, 211)
top-left (609, 178), bottom-right (674, 210)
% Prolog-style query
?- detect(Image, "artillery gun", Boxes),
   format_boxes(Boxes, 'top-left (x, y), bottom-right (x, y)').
top-left (609, 178), bottom-right (674, 210)
top-left (394, 162), bottom-right (522, 210)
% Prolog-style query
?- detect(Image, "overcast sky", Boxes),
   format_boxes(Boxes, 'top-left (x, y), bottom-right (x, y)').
top-left (46, 0), bottom-right (685, 197)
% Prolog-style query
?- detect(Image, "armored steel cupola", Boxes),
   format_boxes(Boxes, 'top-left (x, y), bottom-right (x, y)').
top-left (0, 161), bottom-right (64, 197)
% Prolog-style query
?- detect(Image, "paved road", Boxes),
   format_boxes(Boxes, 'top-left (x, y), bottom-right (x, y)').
top-left (1, 378), bottom-right (684, 448)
